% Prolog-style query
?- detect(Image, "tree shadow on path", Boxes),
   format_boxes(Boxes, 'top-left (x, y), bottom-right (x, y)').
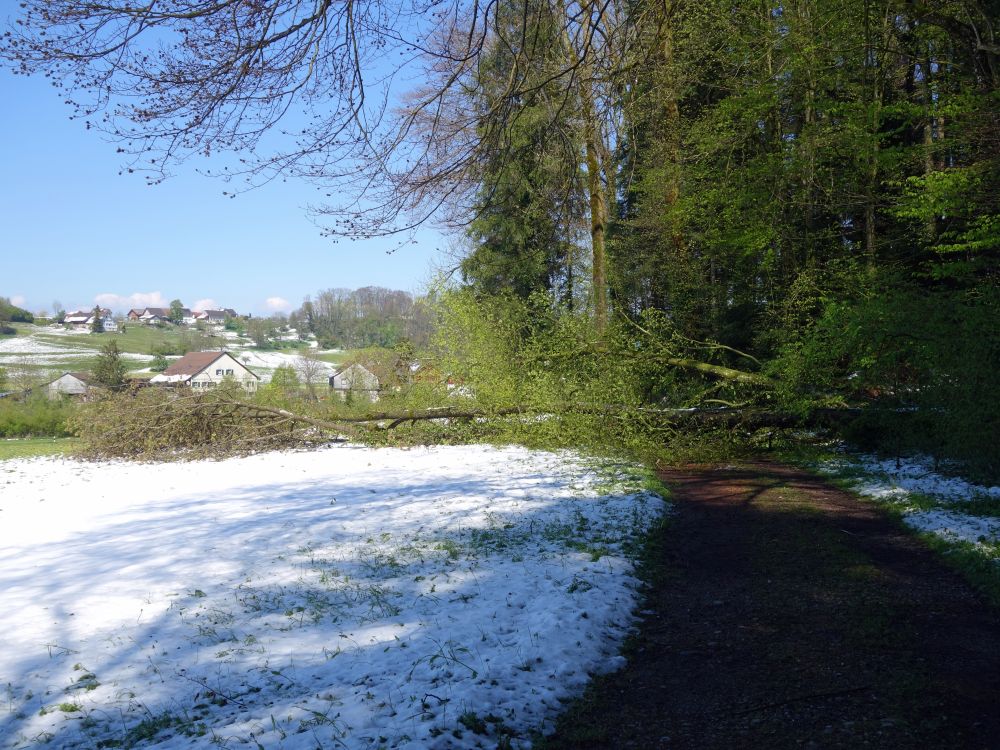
top-left (543, 461), bottom-right (1000, 749)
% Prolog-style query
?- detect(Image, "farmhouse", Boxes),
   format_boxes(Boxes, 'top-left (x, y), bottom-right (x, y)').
top-left (45, 372), bottom-right (100, 400)
top-left (63, 308), bottom-right (117, 331)
top-left (329, 363), bottom-right (380, 401)
top-left (62, 310), bottom-right (91, 326)
top-left (150, 350), bottom-right (259, 393)
top-left (196, 308), bottom-right (239, 324)
top-left (137, 307), bottom-right (173, 324)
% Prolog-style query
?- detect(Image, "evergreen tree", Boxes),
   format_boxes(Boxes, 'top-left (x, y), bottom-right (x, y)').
top-left (461, 0), bottom-right (585, 305)
top-left (93, 340), bottom-right (127, 390)
top-left (90, 306), bottom-right (105, 333)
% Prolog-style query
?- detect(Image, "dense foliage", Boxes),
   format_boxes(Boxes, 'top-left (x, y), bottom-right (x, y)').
top-left (0, 395), bottom-right (75, 438)
top-left (452, 0), bottom-right (999, 478)
top-left (69, 385), bottom-right (318, 459)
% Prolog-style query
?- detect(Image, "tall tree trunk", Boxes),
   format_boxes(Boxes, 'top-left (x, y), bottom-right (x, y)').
top-left (583, 93), bottom-right (609, 333)
top-left (862, 0), bottom-right (888, 269)
top-left (570, 0), bottom-right (610, 333)
top-left (921, 43), bottom-right (937, 243)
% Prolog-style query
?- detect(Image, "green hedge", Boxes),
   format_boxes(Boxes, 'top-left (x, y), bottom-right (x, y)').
top-left (0, 396), bottom-right (76, 438)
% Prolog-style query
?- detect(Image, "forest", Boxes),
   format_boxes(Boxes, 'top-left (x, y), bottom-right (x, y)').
top-left (289, 287), bottom-right (436, 349)
top-left (3, 1), bottom-right (997, 477)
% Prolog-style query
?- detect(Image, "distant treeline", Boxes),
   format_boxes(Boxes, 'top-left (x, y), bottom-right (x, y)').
top-left (1, 297), bottom-right (34, 323)
top-left (288, 287), bottom-right (434, 350)
top-left (0, 297), bottom-right (34, 335)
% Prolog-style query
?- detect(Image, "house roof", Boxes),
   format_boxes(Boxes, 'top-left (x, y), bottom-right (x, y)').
top-left (200, 309), bottom-right (237, 320)
top-left (159, 351), bottom-right (228, 378)
top-left (333, 362), bottom-right (375, 378)
top-left (141, 307), bottom-right (171, 317)
top-left (45, 372), bottom-right (94, 387)
top-left (156, 351), bottom-right (260, 381)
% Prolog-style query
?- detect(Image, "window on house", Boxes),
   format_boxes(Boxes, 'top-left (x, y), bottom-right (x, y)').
top-left (226, 369), bottom-right (233, 375)
top-left (216, 369), bottom-right (223, 375)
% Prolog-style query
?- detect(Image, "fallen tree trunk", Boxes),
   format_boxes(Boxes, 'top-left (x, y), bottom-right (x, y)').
top-left (75, 386), bottom-right (865, 461)
top-left (219, 400), bottom-right (862, 431)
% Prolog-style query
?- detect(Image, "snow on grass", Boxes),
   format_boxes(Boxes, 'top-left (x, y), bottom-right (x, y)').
top-left (0, 445), bottom-right (665, 749)
top-left (230, 350), bottom-right (338, 382)
top-left (0, 338), bottom-right (92, 356)
top-left (902, 510), bottom-right (1000, 547)
top-left (818, 452), bottom-right (1000, 548)
top-left (0, 332), bottom-right (154, 366)
top-left (840, 454), bottom-right (1000, 503)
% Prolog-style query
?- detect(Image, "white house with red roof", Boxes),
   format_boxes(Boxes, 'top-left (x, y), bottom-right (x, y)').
top-left (150, 351), bottom-right (259, 393)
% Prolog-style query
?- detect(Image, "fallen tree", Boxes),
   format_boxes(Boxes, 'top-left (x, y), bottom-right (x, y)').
top-left (68, 381), bottom-right (864, 461)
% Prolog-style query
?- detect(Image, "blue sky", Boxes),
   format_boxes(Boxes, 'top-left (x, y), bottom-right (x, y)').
top-left (1, 68), bottom-right (450, 317)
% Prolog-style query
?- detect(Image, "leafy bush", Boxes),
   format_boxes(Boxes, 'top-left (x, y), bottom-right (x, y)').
top-left (257, 365), bottom-right (300, 405)
top-left (0, 395), bottom-right (75, 437)
top-left (770, 274), bottom-right (1000, 481)
top-left (70, 385), bottom-right (321, 459)
top-left (424, 289), bottom-right (758, 463)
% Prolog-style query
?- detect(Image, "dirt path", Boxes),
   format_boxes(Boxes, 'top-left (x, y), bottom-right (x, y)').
top-left (542, 462), bottom-right (1000, 749)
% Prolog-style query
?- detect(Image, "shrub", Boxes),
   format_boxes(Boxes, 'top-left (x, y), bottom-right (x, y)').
top-left (771, 275), bottom-right (1000, 482)
top-left (0, 395), bottom-right (75, 437)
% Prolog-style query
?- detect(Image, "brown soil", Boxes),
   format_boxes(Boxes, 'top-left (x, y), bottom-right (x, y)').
top-left (542, 462), bottom-right (1000, 749)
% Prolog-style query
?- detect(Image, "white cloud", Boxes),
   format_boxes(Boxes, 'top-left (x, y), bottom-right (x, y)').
top-left (94, 291), bottom-right (168, 312)
top-left (193, 298), bottom-right (217, 311)
top-left (10, 295), bottom-right (26, 307)
top-left (264, 296), bottom-right (292, 312)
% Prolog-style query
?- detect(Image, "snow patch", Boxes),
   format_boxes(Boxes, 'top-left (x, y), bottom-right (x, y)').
top-left (0, 445), bottom-right (665, 749)
top-left (903, 510), bottom-right (1000, 546)
top-left (819, 452), bottom-right (1000, 550)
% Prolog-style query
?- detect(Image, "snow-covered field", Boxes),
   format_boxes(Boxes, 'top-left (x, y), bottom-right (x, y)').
top-left (234, 350), bottom-right (338, 381)
top-left (0, 331), bottom-right (153, 367)
top-left (0, 445), bottom-right (665, 749)
top-left (819, 453), bottom-right (1000, 548)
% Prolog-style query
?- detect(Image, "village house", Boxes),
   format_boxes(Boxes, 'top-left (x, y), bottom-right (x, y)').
top-left (63, 308), bottom-right (117, 332)
top-left (125, 306), bottom-right (239, 326)
top-left (150, 350), bottom-right (259, 393)
top-left (137, 307), bottom-right (173, 324)
top-left (62, 310), bottom-right (90, 326)
top-left (195, 308), bottom-right (239, 325)
top-left (45, 372), bottom-right (101, 400)
top-left (329, 363), bottom-right (380, 401)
